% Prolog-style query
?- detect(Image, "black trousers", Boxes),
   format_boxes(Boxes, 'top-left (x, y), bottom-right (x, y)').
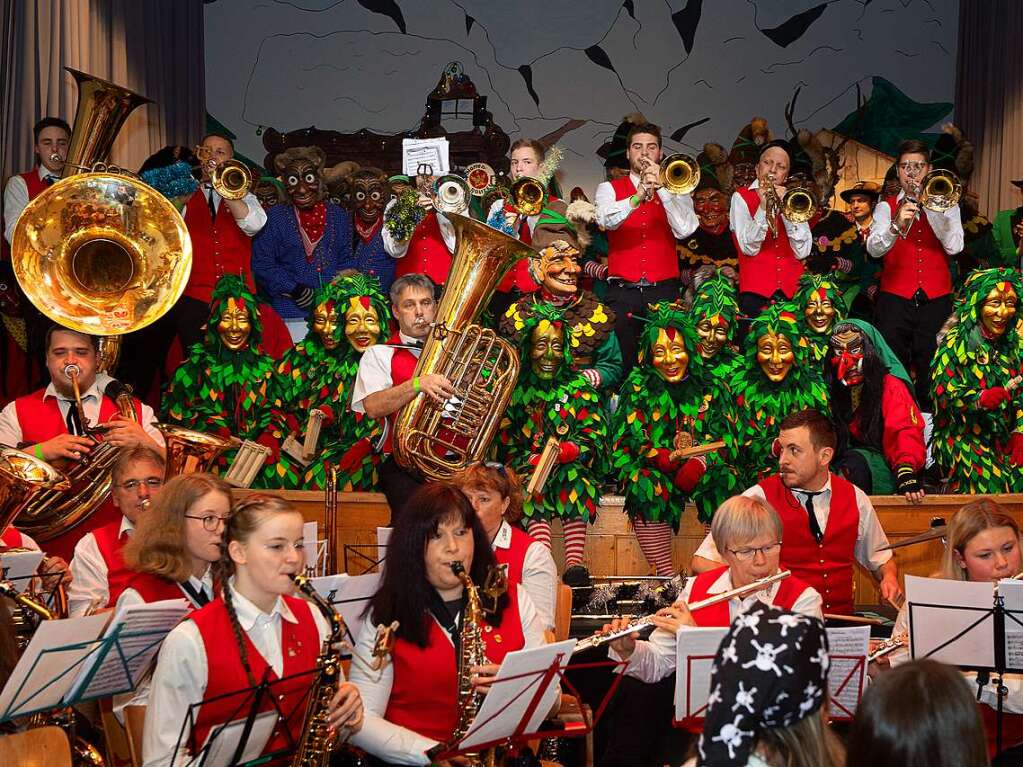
top-left (604, 280), bottom-right (681, 376)
top-left (873, 291), bottom-right (953, 411)
top-left (377, 455), bottom-right (424, 525)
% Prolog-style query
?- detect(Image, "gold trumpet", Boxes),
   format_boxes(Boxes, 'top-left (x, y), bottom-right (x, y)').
top-left (659, 153), bottom-right (701, 195)
top-left (433, 174), bottom-right (471, 215)
top-left (212, 159), bottom-right (253, 200)
top-left (897, 169), bottom-right (961, 238)
top-left (781, 184), bottom-right (818, 224)
top-left (508, 176), bottom-right (547, 217)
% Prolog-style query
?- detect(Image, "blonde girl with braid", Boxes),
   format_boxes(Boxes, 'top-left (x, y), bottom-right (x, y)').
top-left (143, 494), bottom-right (363, 766)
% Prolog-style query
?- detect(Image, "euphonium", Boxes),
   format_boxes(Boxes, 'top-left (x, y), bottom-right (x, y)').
top-left (659, 153), bottom-right (701, 195)
top-left (781, 184), bottom-right (818, 224)
top-left (393, 213), bottom-right (530, 480)
top-left (154, 422), bottom-right (240, 478)
top-left (290, 573), bottom-right (347, 767)
top-left (212, 158), bottom-right (253, 200)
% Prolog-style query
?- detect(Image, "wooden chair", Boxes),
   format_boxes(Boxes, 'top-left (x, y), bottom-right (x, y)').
top-left (0, 726), bottom-right (71, 767)
top-left (550, 582), bottom-right (594, 767)
top-left (124, 705), bottom-right (147, 767)
top-left (99, 697), bottom-right (136, 767)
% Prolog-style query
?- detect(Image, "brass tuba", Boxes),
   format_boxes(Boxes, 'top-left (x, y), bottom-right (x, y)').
top-left (393, 213), bottom-right (531, 480)
top-left (155, 423), bottom-right (240, 478)
top-left (9, 69), bottom-right (192, 539)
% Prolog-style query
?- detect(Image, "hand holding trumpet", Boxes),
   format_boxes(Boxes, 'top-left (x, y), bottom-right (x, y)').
top-left (636, 158), bottom-right (661, 201)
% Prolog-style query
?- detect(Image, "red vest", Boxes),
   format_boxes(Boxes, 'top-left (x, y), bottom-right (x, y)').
top-left (190, 596), bottom-right (319, 758)
top-left (396, 212), bottom-right (452, 285)
top-left (183, 189), bottom-right (256, 303)
top-left (675, 566), bottom-right (808, 732)
top-left (92, 520), bottom-right (132, 607)
top-left (14, 387), bottom-right (143, 445)
top-left (980, 702), bottom-right (1023, 758)
top-left (493, 525), bottom-right (536, 586)
top-left (758, 473), bottom-right (858, 614)
top-left (20, 170), bottom-right (50, 201)
top-left (380, 330), bottom-right (420, 454)
top-left (877, 196), bottom-right (952, 299)
top-left (385, 583), bottom-right (526, 743)
top-left (123, 571), bottom-right (189, 604)
top-left (0, 526), bottom-right (24, 548)
top-left (733, 186), bottom-right (804, 298)
top-left (605, 177), bottom-right (680, 283)
top-left (496, 206), bottom-right (540, 294)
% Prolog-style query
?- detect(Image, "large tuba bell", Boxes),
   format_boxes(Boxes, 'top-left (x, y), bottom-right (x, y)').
top-left (155, 423), bottom-right (240, 477)
top-left (9, 69), bottom-right (192, 540)
top-left (393, 213), bottom-right (531, 479)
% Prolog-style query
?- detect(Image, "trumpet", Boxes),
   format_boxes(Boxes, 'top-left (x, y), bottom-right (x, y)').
top-left (212, 159), bottom-right (253, 200)
top-left (574, 570), bottom-right (791, 654)
top-left (761, 173), bottom-right (782, 238)
top-left (508, 175), bottom-right (547, 217)
top-left (659, 153), bottom-right (701, 196)
top-left (433, 174), bottom-right (471, 215)
top-left (897, 169), bottom-right (961, 239)
top-left (781, 184), bottom-right (818, 224)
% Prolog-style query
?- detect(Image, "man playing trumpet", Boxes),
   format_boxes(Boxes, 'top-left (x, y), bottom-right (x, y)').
top-left (730, 139), bottom-right (813, 337)
top-left (594, 122), bottom-right (699, 375)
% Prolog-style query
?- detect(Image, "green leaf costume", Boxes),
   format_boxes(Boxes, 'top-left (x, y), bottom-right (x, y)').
top-left (689, 272), bottom-right (741, 380)
top-left (793, 273), bottom-right (848, 363)
top-left (496, 304), bottom-right (608, 522)
top-left (930, 268), bottom-right (1023, 493)
top-left (611, 302), bottom-right (739, 525)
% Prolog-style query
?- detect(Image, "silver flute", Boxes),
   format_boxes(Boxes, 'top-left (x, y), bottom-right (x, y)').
top-left (574, 570), bottom-right (791, 654)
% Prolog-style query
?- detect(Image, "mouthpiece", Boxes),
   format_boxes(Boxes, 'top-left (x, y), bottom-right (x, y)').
top-left (63, 363), bottom-right (81, 379)
top-left (450, 562), bottom-right (466, 576)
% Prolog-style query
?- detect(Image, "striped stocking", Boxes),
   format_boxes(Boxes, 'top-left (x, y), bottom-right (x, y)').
top-left (633, 519), bottom-right (675, 576)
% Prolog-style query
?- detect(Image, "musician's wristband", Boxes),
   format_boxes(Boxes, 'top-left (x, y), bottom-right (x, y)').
top-left (412, 376), bottom-right (422, 395)
top-left (629, 194), bottom-right (640, 208)
top-left (34, 444), bottom-right (44, 461)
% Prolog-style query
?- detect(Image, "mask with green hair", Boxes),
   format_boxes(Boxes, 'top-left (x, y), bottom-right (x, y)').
top-left (794, 273), bottom-right (848, 337)
top-left (691, 274), bottom-right (739, 359)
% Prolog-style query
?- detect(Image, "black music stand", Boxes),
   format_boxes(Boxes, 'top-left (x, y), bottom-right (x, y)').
top-left (342, 543), bottom-right (386, 575)
top-left (908, 586), bottom-right (1023, 756)
top-left (172, 665), bottom-right (319, 767)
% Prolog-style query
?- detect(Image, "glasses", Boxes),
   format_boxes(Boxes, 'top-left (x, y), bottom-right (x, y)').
top-left (726, 542), bottom-right (781, 561)
top-left (119, 478), bottom-right (163, 491)
top-left (474, 461), bottom-right (508, 477)
top-left (897, 161), bottom-right (927, 173)
top-left (184, 513), bottom-right (231, 532)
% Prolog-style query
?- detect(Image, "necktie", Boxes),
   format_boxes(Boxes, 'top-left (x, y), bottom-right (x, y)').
top-left (179, 580), bottom-right (210, 608)
top-left (64, 402), bottom-right (83, 436)
top-left (207, 186), bottom-right (217, 222)
top-left (44, 175), bottom-right (57, 186)
top-left (800, 491), bottom-right (824, 543)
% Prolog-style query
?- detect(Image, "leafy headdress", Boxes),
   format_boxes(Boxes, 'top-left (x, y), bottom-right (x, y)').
top-left (690, 273), bottom-right (740, 345)
top-left (942, 267), bottom-right (1023, 350)
top-left (793, 273), bottom-right (848, 332)
top-left (206, 275), bottom-right (264, 355)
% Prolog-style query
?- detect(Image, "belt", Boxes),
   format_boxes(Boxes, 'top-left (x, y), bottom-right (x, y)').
top-left (608, 277), bottom-right (679, 290)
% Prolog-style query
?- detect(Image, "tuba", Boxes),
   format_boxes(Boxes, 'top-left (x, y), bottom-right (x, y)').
top-left (393, 213), bottom-right (530, 480)
top-left (9, 69), bottom-right (192, 539)
top-left (155, 423), bottom-right (240, 478)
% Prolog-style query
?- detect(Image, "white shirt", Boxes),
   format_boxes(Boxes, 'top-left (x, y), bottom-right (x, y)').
top-left (200, 185), bottom-right (267, 237)
top-left (865, 190), bottom-right (964, 259)
top-left (728, 179), bottom-right (813, 260)
top-left (3, 166), bottom-right (56, 244)
top-left (68, 515), bottom-right (135, 617)
top-left (610, 567), bottom-right (822, 684)
top-left (350, 331), bottom-right (423, 451)
top-left (142, 583), bottom-right (332, 767)
top-left (492, 520), bottom-right (558, 631)
top-left (485, 198), bottom-right (540, 239)
top-left (0, 379), bottom-right (164, 448)
top-left (348, 588), bottom-right (545, 766)
top-left (381, 199), bottom-right (455, 258)
top-left (692, 478), bottom-right (894, 572)
top-left (594, 173), bottom-right (698, 239)
top-left (0, 525), bottom-right (40, 551)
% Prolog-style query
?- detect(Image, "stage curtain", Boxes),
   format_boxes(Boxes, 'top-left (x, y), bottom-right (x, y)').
top-left (955, 0), bottom-right (1023, 218)
top-left (1, 0), bottom-right (205, 189)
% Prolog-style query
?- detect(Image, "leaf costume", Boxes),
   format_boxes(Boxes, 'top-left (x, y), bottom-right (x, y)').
top-left (689, 272), bottom-right (741, 380)
top-left (611, 303), bottom-right (739, 525)
top-left (930, 268), bottom-right (1023, 493)
top-left (260, 274), bottom-right (392, 490)
top-left (497, 304), bottom-right (608, 522)
top-left (161, 276), bottom-right (275, 469)
top-left (794, 272), bottom-right (848, 363)
top-left (729, 302), bottom-right (830, 486)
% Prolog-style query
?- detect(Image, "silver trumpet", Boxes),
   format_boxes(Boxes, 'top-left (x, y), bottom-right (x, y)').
top-left (573, 570), bottom-right (791, 654)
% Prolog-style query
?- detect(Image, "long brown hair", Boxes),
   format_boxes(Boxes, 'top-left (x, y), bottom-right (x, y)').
top-left (122, 473), bottom-right (232, 581)
top-left (941, 498), bottom-right (1022, 581)
top-left (756, 707), bottom-right (845, 767)
top-left (217, 493), bottom-right (302, 686)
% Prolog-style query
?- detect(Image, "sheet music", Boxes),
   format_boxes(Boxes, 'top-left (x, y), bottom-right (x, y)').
top-left (905, 574), bottom-right (995, 667)
top-left (1, 549), bottom-right (44, 590)
top-left (825, 626), bottom-right (869, 718)
top-left (459, 639), bottom-right (575, 751)
top-left (0, 613), bottom-right (109, 720)
top-left (309, 572), bottom-right (380, 645)
top-left (376, 527), bottom-right (391, 573)
top-left (999, 579), bottom-right (1023, 669)
top-left (673, 627), bottom-right (728, 722)
top-left (302, 521), bottom-right (318, 572)
top-left (191, 710), bottom-right (277, 767)
top-left (68, 598), bottom-right (189, 701)
top-left (402, 138), bottom-right (449, 176)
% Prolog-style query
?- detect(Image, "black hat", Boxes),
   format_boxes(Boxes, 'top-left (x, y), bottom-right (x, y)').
top-left (1012, 179), bottom-right (1023, 190)
top-left (839, 181), bottom-right (882, 203)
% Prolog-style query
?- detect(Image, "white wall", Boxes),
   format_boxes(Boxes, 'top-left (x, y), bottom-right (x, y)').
top-left (204, 0), bottom-right (957, 195)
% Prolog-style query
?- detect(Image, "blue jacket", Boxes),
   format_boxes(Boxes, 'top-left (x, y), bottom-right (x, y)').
top-left (354, 230), bottom-right (395, 293)
top-left (251, 203), bottom-right (354, 319)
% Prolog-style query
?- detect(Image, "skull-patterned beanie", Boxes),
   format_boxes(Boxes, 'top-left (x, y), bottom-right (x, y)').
top-left (698, 603), bottom-right (829, 766)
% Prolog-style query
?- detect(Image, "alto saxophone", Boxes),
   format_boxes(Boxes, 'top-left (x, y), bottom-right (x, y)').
top-left (290, 573), bottom-right (347, 767)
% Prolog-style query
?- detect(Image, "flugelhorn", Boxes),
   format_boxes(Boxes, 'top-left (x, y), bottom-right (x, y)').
top-left (211, 158), bottom-right (253, 200)
top-left (573, 570), bottom-right (791, 654)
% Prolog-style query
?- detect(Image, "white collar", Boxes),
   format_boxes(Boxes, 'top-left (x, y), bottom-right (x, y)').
top-left (789, 475), bottom-right (833, 496)
top-left (38, 165), bottom-right (58, 182)
top-left (228, 581), bottom-right (297, 631)
top-left (629, 171), bottom-right (641, 188)
top-left (119, 516), bottom-right (136, 537)
top-left (43, 380), bottom-right (101, 402)
top-left (491, 520), bottom-right (513, 550)
top-left (398, 330), bottom-right (425, 346)
top-left (749, 178), bottom-right (761, 190)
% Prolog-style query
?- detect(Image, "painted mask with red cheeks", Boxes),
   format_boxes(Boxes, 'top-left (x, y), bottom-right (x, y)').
top-left (282, 157), bottom-right (325, 210)
top-left (693, 188), bottom-right (728, 233)
top-left (829, 328), bottom-right (866, 386)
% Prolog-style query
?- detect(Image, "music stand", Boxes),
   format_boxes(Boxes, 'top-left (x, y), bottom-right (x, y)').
top-left (342, 544), bottom-right (385, 575)
top-left (172, 665), bottom-right (319, 767)
top-left (906, 575), bottom-right (1023, 755)
top-left (427, 639), bottom-right (626, 763)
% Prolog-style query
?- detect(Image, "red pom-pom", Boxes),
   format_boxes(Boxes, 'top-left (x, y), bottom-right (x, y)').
top-left (558, 441), bottom-right (581, 464)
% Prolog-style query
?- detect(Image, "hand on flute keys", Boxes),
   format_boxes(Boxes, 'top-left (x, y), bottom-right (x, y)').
top-left (602, 615), bottom-right (640, 659)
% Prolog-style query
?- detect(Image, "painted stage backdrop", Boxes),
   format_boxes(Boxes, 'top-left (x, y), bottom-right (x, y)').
top-left (204, 0), bottom-right (958, 194)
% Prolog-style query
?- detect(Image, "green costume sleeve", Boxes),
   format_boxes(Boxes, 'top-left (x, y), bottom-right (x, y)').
top-left (993, 210), bottom-right (1020, 265)
top-left (592, 332), bottom-right (624, 391)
